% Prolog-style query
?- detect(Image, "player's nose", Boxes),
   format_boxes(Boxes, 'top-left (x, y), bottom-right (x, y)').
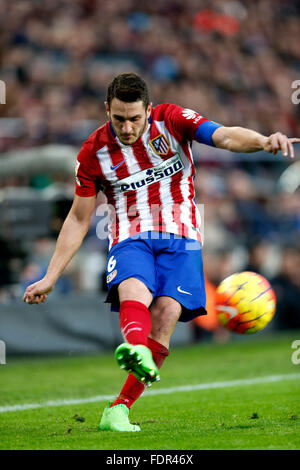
top-left (122, 121), bottom-right (133, 134)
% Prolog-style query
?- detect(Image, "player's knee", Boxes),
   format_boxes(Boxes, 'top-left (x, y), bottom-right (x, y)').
top-left (118, 277), bottom-right (153, 307)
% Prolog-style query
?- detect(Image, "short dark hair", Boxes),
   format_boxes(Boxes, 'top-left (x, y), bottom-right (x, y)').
top-left (106, 73), bottom-right (150, 109)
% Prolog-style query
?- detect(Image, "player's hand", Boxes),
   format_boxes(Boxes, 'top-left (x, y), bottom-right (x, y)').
top-left (264, 132), bottom-right (300, 159)
top-left (22, 277), bottom-right (54, 305)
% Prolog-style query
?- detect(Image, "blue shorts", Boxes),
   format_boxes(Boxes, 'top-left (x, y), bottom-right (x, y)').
top-left (105, 231), bottom-right (206, 322)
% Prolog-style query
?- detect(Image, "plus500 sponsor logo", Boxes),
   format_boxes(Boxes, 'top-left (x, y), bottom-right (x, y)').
top-left (116, 154), bottom-right (184, 193)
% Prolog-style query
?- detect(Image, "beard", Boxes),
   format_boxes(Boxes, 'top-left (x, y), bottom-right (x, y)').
top-left (116, 116), bottom-right (148, 145)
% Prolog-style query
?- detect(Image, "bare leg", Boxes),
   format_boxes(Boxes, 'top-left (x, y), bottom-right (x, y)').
top-left (118, 277), bottom-right (153, 307)
top-left (149, 296), bottom-right (182, 349)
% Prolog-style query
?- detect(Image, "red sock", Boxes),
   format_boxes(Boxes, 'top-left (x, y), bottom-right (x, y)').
top-left (119, 300), bottom-right (151, 346)
top-left (147, 337), bottom-right (169, 368)
top-left (110, 338), bottom-right (169, 409)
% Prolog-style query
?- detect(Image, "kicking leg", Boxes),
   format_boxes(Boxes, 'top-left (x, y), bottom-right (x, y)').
top-left (114, 277), bottom-right (160, 385)
top-left (100, 296), bottom-right (181, 431)
top-left (113, 295), bottom-right (181, 406)
top-left (100, 278), bottom-right (156, 432)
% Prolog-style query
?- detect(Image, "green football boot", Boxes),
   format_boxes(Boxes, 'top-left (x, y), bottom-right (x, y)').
top-left (115, 343), bottom-right (160, 386)
top-left (99, 404), bottom-right (140, 432)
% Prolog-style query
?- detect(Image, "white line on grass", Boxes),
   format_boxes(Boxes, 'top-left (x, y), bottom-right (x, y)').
top-left (1, 372), bottom-right (299, 414)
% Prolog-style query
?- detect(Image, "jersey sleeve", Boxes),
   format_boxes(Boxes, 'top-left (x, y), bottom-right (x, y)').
top-left (75, 139), bottom-right (101, 197)
top-left (166, 104), bottom-right (222, 147)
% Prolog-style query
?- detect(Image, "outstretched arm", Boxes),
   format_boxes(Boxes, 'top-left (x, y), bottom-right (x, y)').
top-left (212, 126), bottom-right (300, 159)
top-left (23, 194), bottom-right (97, 304)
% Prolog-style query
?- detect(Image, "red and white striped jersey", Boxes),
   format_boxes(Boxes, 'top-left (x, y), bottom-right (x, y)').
top-left (75, 103), bottom-right (219, 249)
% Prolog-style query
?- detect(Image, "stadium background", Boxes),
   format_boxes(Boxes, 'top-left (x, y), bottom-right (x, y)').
top-left (0, 0), bottom-right (300, 356)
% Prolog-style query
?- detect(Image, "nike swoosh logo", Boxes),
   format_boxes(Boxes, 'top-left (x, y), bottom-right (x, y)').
top-left (110, 161), bottom-right (125, 171)
top-left (177, 286), bottom-right (192, 295)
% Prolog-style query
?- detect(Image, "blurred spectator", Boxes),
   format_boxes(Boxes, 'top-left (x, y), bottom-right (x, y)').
top-left (0, 237), bottom-right (27, 301)
top-left (20, 237), bottom-right (73, 295)
top-left (271, 245), bottom-right (300, 330)
top-left (244, 238), bottom-right (280, 278)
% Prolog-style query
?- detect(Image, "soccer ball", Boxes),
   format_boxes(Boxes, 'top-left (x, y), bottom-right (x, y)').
top-left (215, 271), bottom-right (276, 334)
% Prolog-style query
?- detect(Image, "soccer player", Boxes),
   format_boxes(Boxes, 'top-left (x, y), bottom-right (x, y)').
top-left (23, 73), bottom-right (299, 432)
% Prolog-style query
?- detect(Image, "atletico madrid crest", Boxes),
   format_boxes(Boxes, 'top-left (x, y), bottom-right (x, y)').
top-left (150, 133), bottom-right (170, 156)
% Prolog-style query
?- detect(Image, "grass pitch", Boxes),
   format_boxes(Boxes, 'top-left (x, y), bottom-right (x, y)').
top-left (0, 331), bottom-right (300, 450)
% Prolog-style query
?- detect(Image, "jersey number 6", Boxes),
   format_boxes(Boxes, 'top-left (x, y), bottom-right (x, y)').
top-left (107, 255), bottom-right (117, 273)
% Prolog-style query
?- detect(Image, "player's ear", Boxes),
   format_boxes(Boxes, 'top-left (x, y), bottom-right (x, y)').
top-left (146, 102), bottom-right (152, 118)
top-left (104, 101), bottom-right (110, 116)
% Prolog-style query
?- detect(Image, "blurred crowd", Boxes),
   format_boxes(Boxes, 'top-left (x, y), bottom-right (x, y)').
top-left (0, 0), bottom-right (300, 150)
top-left (0, 0), bottom-right (299, 335)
